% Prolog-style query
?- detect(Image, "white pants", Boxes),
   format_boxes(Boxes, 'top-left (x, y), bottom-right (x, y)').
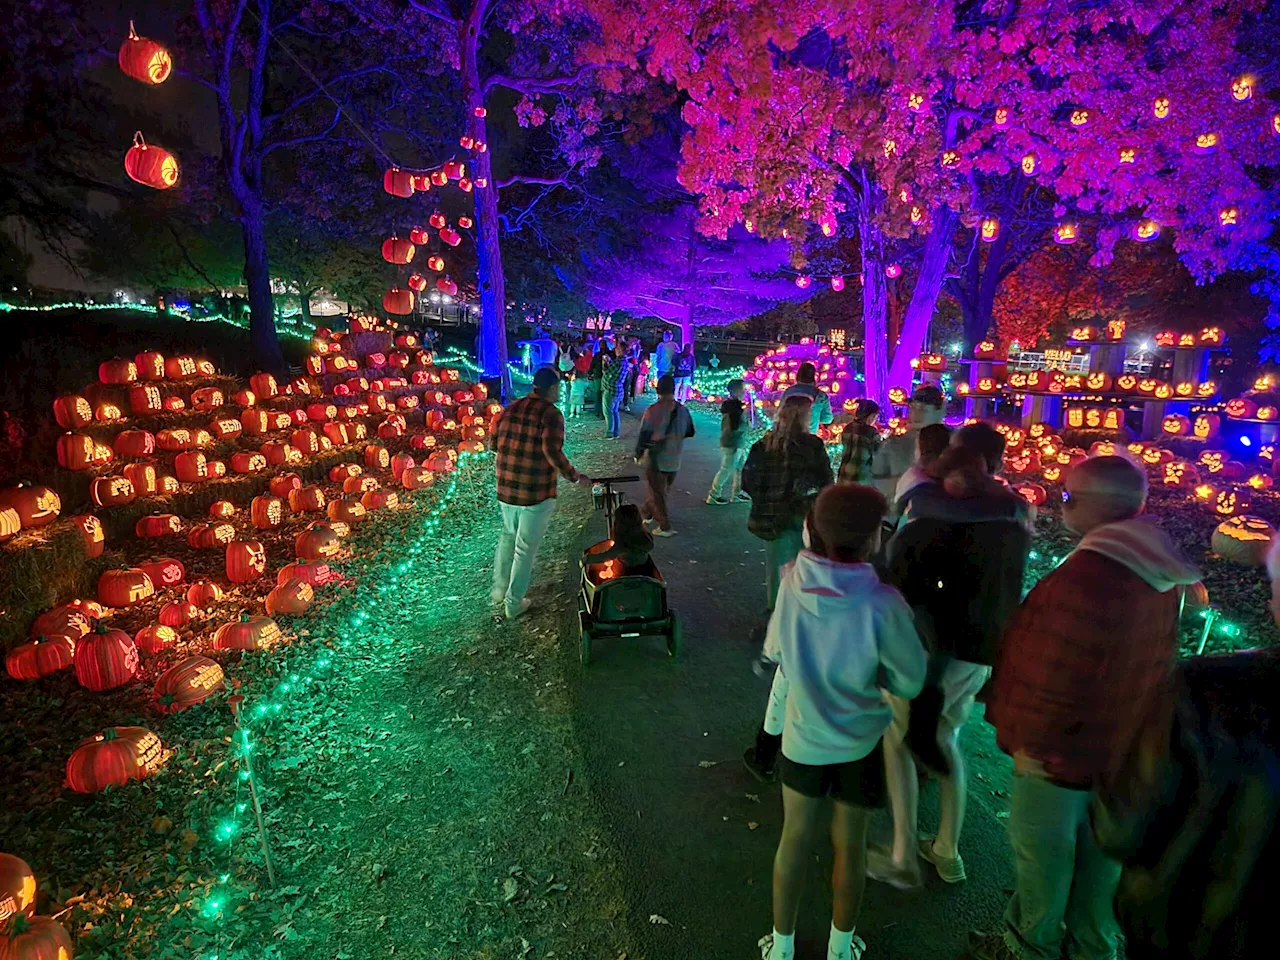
top-left (492, 498), bottom-right (557, 615)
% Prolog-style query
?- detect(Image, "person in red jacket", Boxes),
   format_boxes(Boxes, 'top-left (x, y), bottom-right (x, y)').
top-left (971, 455), bottom-right (1199, 960)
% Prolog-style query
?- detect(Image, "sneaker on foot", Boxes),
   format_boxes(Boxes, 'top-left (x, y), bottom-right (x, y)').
top-left (759, 933), bottom-right (793, 960)
top-left (652, 527), bottom-right (677, 537)
top-left (742, 745), bottom-right (777, 783)
top-left (828, 934), bottom-right (867, 960)
top-left (865, 844), bottom-right (922, 890)
top-left (918, 835), bottom-right (966, 883)
top-left (966, 933), bottom-right (1017, 960)
top-left (706, 495), bottom-right (731, 505)
top-left (503, 598), bottom-right (532, 621)
top-left (489, 589), bottom-right (505, 604)
top-left (734, 492), bottom-right (752, 502)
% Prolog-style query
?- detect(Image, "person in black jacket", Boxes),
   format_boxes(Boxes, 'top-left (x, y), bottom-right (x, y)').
top-left (867, 441), bottom-right (1031, 890)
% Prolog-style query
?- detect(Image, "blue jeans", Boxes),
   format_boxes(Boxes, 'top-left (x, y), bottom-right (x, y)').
top-left (606, 394), bottom-right (623, 437)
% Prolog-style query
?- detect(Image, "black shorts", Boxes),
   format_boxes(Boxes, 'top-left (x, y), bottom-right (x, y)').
top-left (778, 740), bottom-right (886, 808)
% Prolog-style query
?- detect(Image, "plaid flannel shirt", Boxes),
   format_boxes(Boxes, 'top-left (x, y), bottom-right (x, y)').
top-left (838, 423), bottom-right (882, 482)
top-left (988, 549), bottom-right (1180, 788)
top-left (493, 395), bottom-right (578, 506)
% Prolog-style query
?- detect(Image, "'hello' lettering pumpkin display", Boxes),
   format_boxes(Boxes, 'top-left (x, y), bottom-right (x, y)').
top-left (73, 624), bottom-right (140, 691)
top-left (154, 656), bottom-right (225, 713)
top-left (66, 725), bottom-right (163, 792)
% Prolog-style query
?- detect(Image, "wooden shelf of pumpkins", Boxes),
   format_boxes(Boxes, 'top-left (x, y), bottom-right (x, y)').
top-left (0, 318), bottom-right (495, 691)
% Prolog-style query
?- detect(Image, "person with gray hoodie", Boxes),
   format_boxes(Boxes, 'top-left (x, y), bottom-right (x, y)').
top-left (756, 483), bottom-right (928, 960)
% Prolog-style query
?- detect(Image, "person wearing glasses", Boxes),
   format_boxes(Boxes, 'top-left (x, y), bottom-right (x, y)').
top-left (970, 455), bottom-right (1199, 960)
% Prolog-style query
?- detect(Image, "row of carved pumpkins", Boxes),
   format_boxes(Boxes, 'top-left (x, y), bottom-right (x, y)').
top-left (1002, 371), bottom-right (1219, 398)
top-left (98, 353), bottom-right (217, 384)
top-left (0, 853), bottom-right (73, 955)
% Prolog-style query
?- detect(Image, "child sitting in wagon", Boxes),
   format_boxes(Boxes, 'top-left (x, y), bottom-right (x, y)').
top-left (581, 503), bottom-right (657, 580)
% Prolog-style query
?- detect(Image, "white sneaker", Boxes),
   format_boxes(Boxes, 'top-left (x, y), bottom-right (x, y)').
top-left (490, 589), bottom-right (505, 604)
top-left (828, 934), bottom-right (867, 960)
top-left (759, 933), bottom-right (794, 960)
top-left (652, 528), bottom-right (677, 538)
top-left (503, 598), bottom-right (532, 620)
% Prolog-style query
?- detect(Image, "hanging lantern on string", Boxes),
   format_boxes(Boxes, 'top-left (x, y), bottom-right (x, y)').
top-left (795, 275), bottom-right (811, 289)
top-left (383, 288), bottom-right (415, 315)
top-left (442, 160), bottom-right (465, 180)
top-left (381, 236), bottom-right (415, 264)
top-left (1053, 222), bottom-right (1078, 245)
top-left (124, 132), bottom-right (179, 189)
top-left (458, 178), bottom-right (473, 193)
top-left (118, 21), bottom-right (172, 84)
top-left (383, 167), bottom-right (414, 197)
top-left (1020, 153), bottom-right (1038, 177)
top-left (427, 255), bottom-right (445, 272)
top-left (430, 170), bottom-right (448, 186)
top-left (409, 226), bottom-right (430, 245)
top-left (439, 227), bottom-right (462, 247)
top-left (457, 215), bottom-right (473, 229)
top-left (831, 276), bottom-right (844, 292)
top-left (407, 273), bottom-right (427, 293)
top-left (428, 212), bottom-right (446, 229)
top-left (436, 277), bottom-right (458, 296)
top-left (460, 135), bottom-right (475, 149)
top-left (475, 177), bottom-right (487, 188)
top-left (980, 216), bottom-right (1000, 242)
top-left (474, 106), bottom-right (487, 117)
top-left (474, 141), bottom-right (487, 153)
top-left (1231, 76), bottom-right (1254, 102)
top-left (409, 173), bottom-right (432, 192)
top-left (1219, 206), bottom-right (1238, 228)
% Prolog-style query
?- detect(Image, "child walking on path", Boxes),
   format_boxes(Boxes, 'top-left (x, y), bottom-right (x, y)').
top-left (707, 379), bottom-right (751, 504)
top-left (758, 484), bottom-right (928, 960)
top-left (634, 374), bottom-right (695, 537)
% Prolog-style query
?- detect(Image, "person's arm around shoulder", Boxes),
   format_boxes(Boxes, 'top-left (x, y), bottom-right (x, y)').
top-left (875, 588), bottom-right (928, 700)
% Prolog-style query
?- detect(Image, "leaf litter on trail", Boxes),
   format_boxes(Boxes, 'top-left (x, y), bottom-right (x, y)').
top-left (649, 914), bottom-right (671, 926)
top-left (697, 760), bottom-right (720, 768)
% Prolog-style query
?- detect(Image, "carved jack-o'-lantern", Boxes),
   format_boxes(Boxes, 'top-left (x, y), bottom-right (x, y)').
top-left (1225, 398), bottom-right (1257, 419)
top-left (1193, 414), bottom-right (1220, 439)
top-left (1162, 461), bottom-right (1199, 488)
top-left (1161, 415), bottom-right (1190, 436)
top-left (1214, 488), bottom-right (1251, 517)
top-left (1211, 515), bottom-right (1275, 565)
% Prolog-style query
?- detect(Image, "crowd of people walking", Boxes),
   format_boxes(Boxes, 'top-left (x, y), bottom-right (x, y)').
top-left (489, 357), bottom-right (1268, 960)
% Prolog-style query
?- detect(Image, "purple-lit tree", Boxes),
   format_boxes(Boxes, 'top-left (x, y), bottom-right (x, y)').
top-left (583, 207), bottom-right (805, 343)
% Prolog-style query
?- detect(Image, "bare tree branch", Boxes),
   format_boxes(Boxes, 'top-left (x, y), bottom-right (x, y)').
top-left (484, 63), bottom-right (599, 97)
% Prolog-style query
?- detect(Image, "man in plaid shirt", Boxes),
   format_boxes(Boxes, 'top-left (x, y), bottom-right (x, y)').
top-left (971, 456), bottom-right (1199, 960)
top-left (491, 367), bottom-right (590, 620)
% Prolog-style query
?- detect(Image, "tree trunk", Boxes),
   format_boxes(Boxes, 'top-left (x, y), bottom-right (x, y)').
top-left (970, 232), bottom-right (1008, 347)
top-left (887, 207), bottom-right (956, 388)
top-left (859, 196), bottom-right (890, 410)
top-left (460, 12), bottom-right (510, 399)
top-left (240, 199), bottom-right (285, 374)
top-left (680, 305), bottom-right (694, 347)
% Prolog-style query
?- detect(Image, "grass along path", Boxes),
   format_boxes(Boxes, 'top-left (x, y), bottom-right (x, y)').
top-left (224, 423), bottom-right (636, 959)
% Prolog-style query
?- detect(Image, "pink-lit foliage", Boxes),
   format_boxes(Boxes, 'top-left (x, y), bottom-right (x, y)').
top-left (584, 0), bottom-right (1272, 404)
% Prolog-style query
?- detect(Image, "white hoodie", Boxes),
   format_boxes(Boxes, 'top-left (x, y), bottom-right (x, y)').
top-left (765, 551), bottom-right (928, 766)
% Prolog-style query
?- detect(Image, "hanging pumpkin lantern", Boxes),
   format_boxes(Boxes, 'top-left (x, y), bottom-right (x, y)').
top-left (6, 636), bottom-right (76, 681)
top-left (794, 275), bottom-right (811, 289)
top-left (383, 167), bottom-right (414, 197)
top-left (124, 131), bottom-right (180, 189)
top-left (427, 254), bottom-right (446, 272)
top-left (885, 263), bottom-right (902, 278)
top-left (1194, 132), bottom-right (1220, 153)
top-left (1053, 222), bottom-right (1078, 244)
top-left (407, 273), bottom-right (428, 293)
top-left (266, 578), bottom-right (314, 616)
top-left (830, 276), bottom-right (845, 292)
top-left (979, 216), bottom-right (1000, 241)
top-left (1118, 146), bottom-right (1136, 164)
top-left (1020, 153), bottom-right (1038, 177)
top-left (212, 614), bottom-right (281, 651)
top-left (1153, 95), bottom-right (1171, 119)
top-left (437, 277), bottom-right (458, 295)
top-left (381, 236), bottom-right (415, 264)
top-left (66, 725), bottom-right (162, 791)
top-left (457, 215), bottom-right (473, 229)
top-left (0, 483), bottom-right (60, 528)
top-left (439, 227), bottom-right (462, 247)
top-left (384, 288), bottom-right (415, 315)
top-left (226, 540), bottom-right (267, 583)
top-left (155, 656), bottom-right (224, 713)
top-left (118, 21), bottom-right (172, 84)
top-left (1231, 75), bottom-right (1254, 102)
top-left (73, 625), bottom-right (140, 691)
top-left (139, 556), bottom-right (185, 588)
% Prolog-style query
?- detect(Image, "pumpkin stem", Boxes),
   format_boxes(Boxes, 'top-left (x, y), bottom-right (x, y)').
top-left (102, 727), bottom-right (119, 742)
top-left (127, 19), bottom-right (138, 39)
top-left (240, 613), bottom-right (251, 622)
top-left (95, 623), bottom-right (109, 634)
top-left (7, 913), bottom-right (31, 935)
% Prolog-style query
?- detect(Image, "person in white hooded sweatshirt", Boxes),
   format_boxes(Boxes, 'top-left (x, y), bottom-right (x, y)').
top-left (758, 484), bottom-right (928, 960)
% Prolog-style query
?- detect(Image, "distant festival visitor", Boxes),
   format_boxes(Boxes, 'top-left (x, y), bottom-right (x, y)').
top-left (870, 384), bottom-right (944, 499)
top-left (837, 399), bottom-right (882, 484)
top-left (654, 329), bottom-right (678, 379)
top-left (780, 362), bottom-right (834, 435)
top-left (673, 342), bottom-right (697, 402)
top-left (634, 374), bottom-right (695, 537)
top-left (706, 379), bottom-right (752, 505)
top-left (490, 367), bottom-right (591, 620)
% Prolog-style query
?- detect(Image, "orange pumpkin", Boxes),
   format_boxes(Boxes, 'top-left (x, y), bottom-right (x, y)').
top-left (212, 614), bottom-right (281, 651)
top-left (135, 623), bottom-right (178, 654)
top-left (97, 567), bottom-right (155, 607)
top-left (0, 853), bottom-right (37, 922)
top-left (226, 540), bottom-right (267, 583)
top-left (401, 466), bottom-right (435, 490)
top-left (73, 625), bottom-right (140, 690)
top-left (123, 462), bottom-right (158, 496)
top-left (277, 561), bottom-right (330, 586)
top-left (0, 483), bottom-right (61, 528)
top-left (53, 393), bottom-right (93, 429)
top-left (66, 725), bottom-right (162, 791)
top-left (187, 580), bottom-right (224, 607)
top-left (118, 21), bottom-right (172, 83)
top-left (0, 915), bottom-right (74, 958)
top-left (187, 522), bottom-right (236, 549)
top-left (0, 506), bottom-right (21, 542)
top-left (327, 498), bottom-right (367, 524)
top-left (295, 526), bottom-right (340, 560)
top-left (289, 485), bottom-right (326, 513)
top-left (124, 132), bottom-right (180, 189)
top-left (71, 514), bottom-right (106, 558)
top-left (98, 357), bottom-right (138, 384)
top-left (139, 556), bottom-right (185, 588)
top-left (5, 635), bottom-right (76, 681)
top-left (269, 473), bottom-right (303, 498)
top-left (91, 474), bottom-right (137, 507)
top-left (159, 600), bottom-right (199, 628)
top-left (266, 578), bottom-right (314, 616)
top-left (154, 656), bottom-right (225, 713)
top-left (362, 489), bottom-right (398, 511)
top-left (135, 513), bottom-right (182, 538)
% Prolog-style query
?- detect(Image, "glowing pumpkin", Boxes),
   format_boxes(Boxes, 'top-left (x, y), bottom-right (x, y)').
top-left (66, 725), bottom-right (162, 791)
top-left (124, 131), bottom-right (179, 188)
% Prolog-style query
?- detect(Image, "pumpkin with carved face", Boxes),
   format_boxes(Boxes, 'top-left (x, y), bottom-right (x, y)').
top-left (1042, 465), bottom-right (1062, 483)
top-left (1089, 441), bottom-right (1119, 458)
top-left (1247, 473), bottom-right (1273, 491)
top-left (1199, 450), bottom-right (1229, 474)
top-left (1211, 515), bottom-right (1275, 565)
top-left (1141, 447), bottom-right (1173, 466)
top-left (1162, 415), bottom-right (1190, 436)
top-left (1162, 461), bottom-right (1199, 488)
top-left (1116, 374), bottom-right (1138, 392)
top-left (1193, 415), bottom-right (1220, 439)
top-left (1197, 381), bottom-right (1218, 398)
top-left (1214, 489), bottom-right (1250, 517)
top-left (1226, 398), bottom-right (1258, 419)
